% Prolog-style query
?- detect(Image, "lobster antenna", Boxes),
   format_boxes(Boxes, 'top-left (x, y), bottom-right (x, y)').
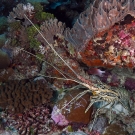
top-left (38, 73), bottom-right (87, 85)
top-left (21, 48), bottom-right (66, 78)
top-left (22, 48), bottom-right (84, 84)
top-left (24, 14), bottom-right (79, 77)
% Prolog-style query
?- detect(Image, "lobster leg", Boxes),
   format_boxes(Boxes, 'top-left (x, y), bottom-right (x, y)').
top-left (119, 100), bottom-right (131, 112)
top-left (85, 99), bottom-right (104, 113)
top-left (108, 101), bottom-right (115, 124)
top-left (75, 89), bottom-right (91, 101)
top-left (89, 101), bottom-right (111, 131)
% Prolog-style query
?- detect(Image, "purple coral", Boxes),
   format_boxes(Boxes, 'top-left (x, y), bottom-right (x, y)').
top-left (118, 30), bottom-right (129, 39)
top-left (51, 105), bottom-right (69, 126)
top-left (88, 116), bottom-right (107, 134)
top-left (125, 77), bottom-right (135, 91)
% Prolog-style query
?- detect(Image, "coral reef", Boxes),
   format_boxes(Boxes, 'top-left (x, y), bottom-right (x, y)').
top-left (90, 67), bottom-right (135, 90)
top-left (1, 105), bottom-right (56, 135)
top-left (2, 0), bottom-right (135, 134)
top-left (77, 16), bottom-right (135, 68)
top-left (64, 0), bottom-right (135, 51)
top-left (3, 2), bottom-right (74, 91)
top-left (0, 79), bottom-right (53, 113)
top-left (5, 3), bottom-right (58, 80)
top-left (59, 0), bottom-right (135, 69)
top-left (8, 3), bottom-right (34, 27)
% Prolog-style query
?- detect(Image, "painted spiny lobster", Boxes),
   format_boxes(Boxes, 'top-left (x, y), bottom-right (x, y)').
top-left (20, 14), bottom-right (131, 131)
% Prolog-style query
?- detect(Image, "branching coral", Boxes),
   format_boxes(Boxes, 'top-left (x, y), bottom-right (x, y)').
top-left (5, 3), bottom-right (67, 82)
top-left (7, 2), bottom-right (65, 60)
top-left (36, 18), bottom-right (65, 46)
top-left (8, 3), bottom-right (34, 27)
top-left (2, 105), bottom-right (56, 135)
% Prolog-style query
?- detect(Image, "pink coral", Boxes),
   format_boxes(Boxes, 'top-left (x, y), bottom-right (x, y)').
top-left (51, 106), bottom-right (69, 126)
top-left (119, 31), bottom-right (131, 48)
top-left (122, 36), bottom-right (131, 46)
top-left (118, 30), bottom-right (129, 39)
top-left (132, 21), bottom-right (135, 26)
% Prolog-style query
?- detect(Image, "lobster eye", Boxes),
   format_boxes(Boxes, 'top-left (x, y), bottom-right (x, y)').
top-left (118, 96), bottom-right (120, 99)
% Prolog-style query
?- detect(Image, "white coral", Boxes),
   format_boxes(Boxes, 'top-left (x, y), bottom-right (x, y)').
top-left (23, 3), bottom-right (34, 13)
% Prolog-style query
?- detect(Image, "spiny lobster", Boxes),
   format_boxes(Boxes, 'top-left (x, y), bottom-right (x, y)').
top-left (20, 14), bottom-right (131, 131)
